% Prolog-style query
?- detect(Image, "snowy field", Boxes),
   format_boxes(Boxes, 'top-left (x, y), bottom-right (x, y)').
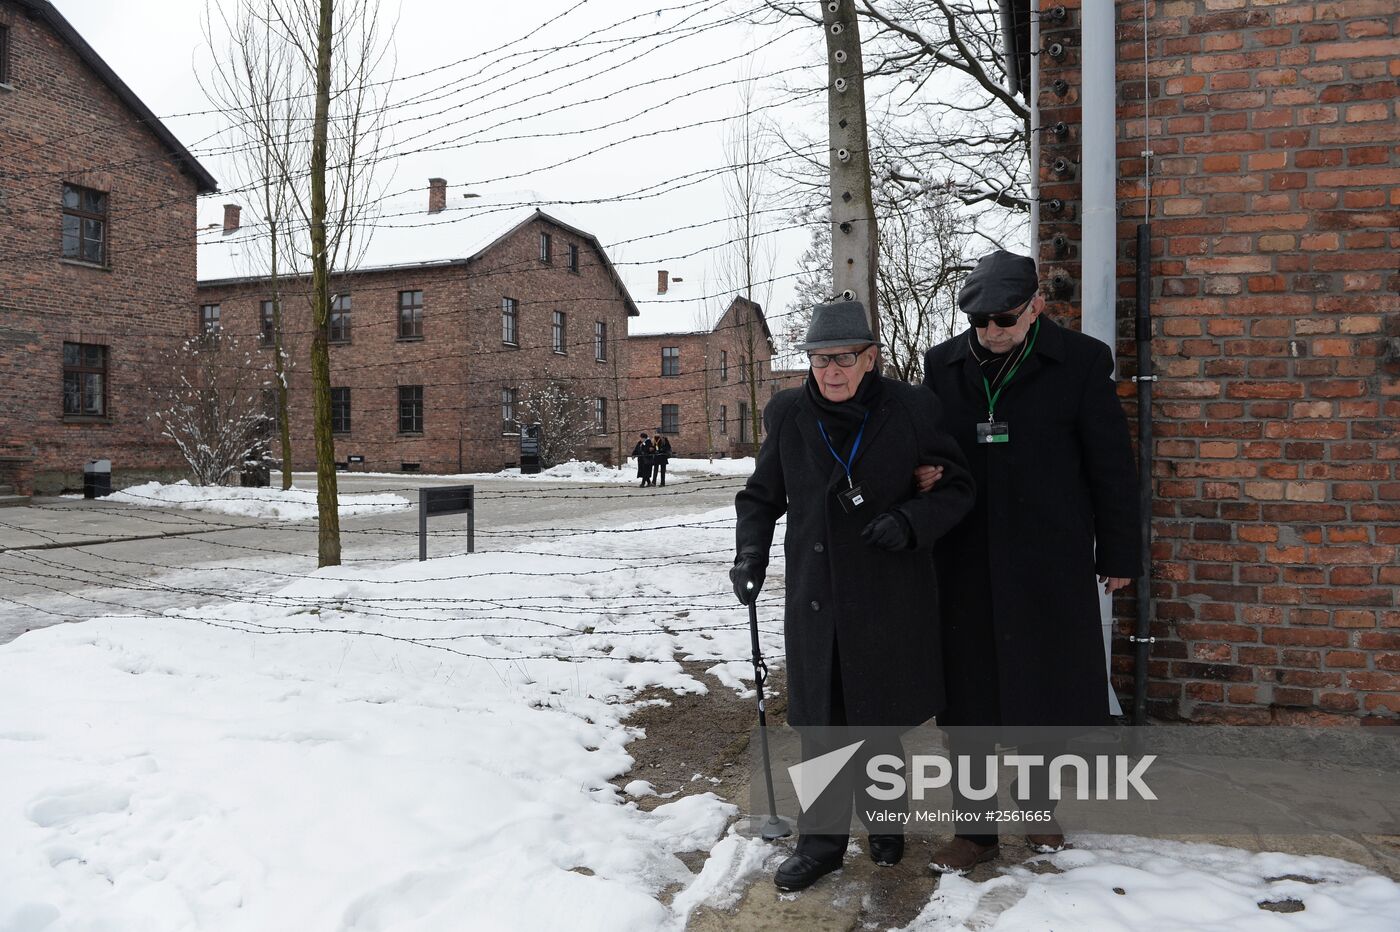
top-left (295, 457), bottom-right (759, 485)
top-left (3, 499), bottom-right (1399, 930)
top-left (98, 481), bottom-right (411, 522)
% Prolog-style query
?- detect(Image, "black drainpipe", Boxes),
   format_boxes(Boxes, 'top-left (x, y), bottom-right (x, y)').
top-left (1131, 222), bottom-right (1156, 725)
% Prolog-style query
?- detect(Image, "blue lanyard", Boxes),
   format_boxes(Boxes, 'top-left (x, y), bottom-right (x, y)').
top-left (816, 414), bottom-right (869, 489)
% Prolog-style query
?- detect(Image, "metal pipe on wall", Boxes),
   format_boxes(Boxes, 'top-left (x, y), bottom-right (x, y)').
top-left (1028, 0), bottom-right (1041, 254)
top-left (1133, 222), bottom-right (1155, 724)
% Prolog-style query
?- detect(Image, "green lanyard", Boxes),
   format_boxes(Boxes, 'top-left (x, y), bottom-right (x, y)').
top-left (980, 319), bottom-right (1040, 421)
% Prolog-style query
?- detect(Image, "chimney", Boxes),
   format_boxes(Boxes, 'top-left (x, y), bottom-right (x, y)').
top-left (657, 269), bottom-right (669, 295)
top-left (428, 178), bottom-right (447, 214)
top-left (222, 204), bottom-right (241, 235)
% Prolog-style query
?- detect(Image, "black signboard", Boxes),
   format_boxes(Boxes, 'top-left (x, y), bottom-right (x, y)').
top-left (419, 485), bottom-right (475, 560)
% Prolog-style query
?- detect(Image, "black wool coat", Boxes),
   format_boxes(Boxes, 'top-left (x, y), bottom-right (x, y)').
top-left (735, 375), bottom-right (975, 728)
top-left (922, 317), bottom-right (1140, 727)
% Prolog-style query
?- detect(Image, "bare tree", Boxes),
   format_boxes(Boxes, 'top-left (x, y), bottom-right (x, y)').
top-left (517, 381), bottom-right (595, 469)
top-left (204, 0), bottom-right (394, 566)
top-left (200, 0), bottom-right (300, 490)
top-left (149, 334), bottom-right (273, 487)
top-left (756, 0), bottom-right (1029, 245)
top-left (717, 67), bottom-right (778, 448)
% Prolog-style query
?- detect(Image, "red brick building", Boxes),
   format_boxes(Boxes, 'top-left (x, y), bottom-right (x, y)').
top-left (626, 287), bottom-right (801, 458)
top-left (0, 0), bottom-right (218, 494)
top-left (1027, 0), bottom-right (1398, 721)
top-left (197, 203), bottom-right (639, 473)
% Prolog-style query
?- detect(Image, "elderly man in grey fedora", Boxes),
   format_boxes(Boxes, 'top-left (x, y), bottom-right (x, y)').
top-left (732, 299), bottom-right (974, 891)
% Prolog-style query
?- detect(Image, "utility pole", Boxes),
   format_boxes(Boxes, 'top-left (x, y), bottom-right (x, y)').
top-left (309, 0), bottom-right (341, 566)
top-left (822, 1), bottom-right (880, 344)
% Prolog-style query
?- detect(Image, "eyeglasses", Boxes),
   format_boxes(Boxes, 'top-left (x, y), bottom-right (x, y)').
top-left (967, 298), bottom-right (1034, 329)
top-left (807, 346), bottom-right (871, 368)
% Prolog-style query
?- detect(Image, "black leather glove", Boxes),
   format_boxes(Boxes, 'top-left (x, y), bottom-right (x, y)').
top-left (861, 511), bottom-right (914, 551)
top-left (730, 555), bottom-right (766, 605)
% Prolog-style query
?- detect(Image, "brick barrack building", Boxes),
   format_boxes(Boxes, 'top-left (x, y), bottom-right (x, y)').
top-left (1018, 0), bottom-right (1398, 722)
top-left (0, 0), bottom-right (218, 495)
top-left (197, 200), bottom-right (640, 475)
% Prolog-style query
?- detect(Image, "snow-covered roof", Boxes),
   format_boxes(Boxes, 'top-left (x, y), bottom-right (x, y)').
top-left (196, 185), bottom-right (640, 315)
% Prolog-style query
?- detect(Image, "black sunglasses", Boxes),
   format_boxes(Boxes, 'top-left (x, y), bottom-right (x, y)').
top-left (967, 298), bottom-right (1033, 329)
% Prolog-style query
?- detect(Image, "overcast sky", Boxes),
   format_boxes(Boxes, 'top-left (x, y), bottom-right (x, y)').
top-left (53, 0), bottom-right (824, 335)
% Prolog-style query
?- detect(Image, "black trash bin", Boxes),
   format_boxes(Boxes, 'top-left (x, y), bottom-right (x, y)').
top-left (519, 425), bottom-right (542, 475)
top-left (240, 457), bottom-right (271, 488)
top-left (83, 459), bottom-right (112, 499)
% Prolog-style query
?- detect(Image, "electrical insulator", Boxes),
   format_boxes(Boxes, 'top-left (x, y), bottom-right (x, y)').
top-left (1051, 233), bottom-right (1070, 255)
top-left (1045, 5), bottom-right (1068, 22)
top-left (1051, 156), bottom-right (1073, 176)
top-left (830, 22), bottom-right (844, 34)
top-left (836, 148), bottom-right (850, 162)
top-left (1052, 79), bottom-right (1070, 96)
top-left (1050, 272), bottom-right (1073, 298)
top-left (827, 1), bottom-right (839, 11)
top-left (1047, 42), bottom-right (1066, 61)
top-left (833, 49), bottom-right (847, 63)
top-left (834, 77), bottom-right (848, 92)
top-left (1050, 121), bottom-right (1069, 138)
top-left (1043, 198), bottom-right (1064, 214)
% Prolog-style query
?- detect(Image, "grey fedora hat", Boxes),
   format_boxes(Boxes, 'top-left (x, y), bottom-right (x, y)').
top-left (796, 299), bottom-right (881, 351)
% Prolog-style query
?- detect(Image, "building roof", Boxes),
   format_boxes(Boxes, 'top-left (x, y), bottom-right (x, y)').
top-left (14, 0), bottom-right (219, 194)
top-left (197, 190), bottom-right (640, 316)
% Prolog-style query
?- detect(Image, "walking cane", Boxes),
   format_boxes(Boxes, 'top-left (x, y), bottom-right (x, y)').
top-left (746, 583), bottom-right (792, 840)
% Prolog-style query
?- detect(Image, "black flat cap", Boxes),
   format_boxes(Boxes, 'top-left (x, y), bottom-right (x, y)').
top-left (797, 299), bottom-right (880, 351)
top-left (958, 250), bottom-right (1039, 316)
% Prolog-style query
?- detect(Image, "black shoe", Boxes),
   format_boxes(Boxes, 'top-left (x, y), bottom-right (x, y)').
top-left (773, 853), bottom-right (841, 891)
top-left (868, 834), bottom-right (904, 866)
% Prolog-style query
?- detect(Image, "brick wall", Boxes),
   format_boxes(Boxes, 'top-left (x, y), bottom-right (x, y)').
top-left (1040, 0), bottom-right (1398, 722)
top-left (0, 4), bottom-right (208, 494)
top-left (198, 216), bottom-right (634, 474)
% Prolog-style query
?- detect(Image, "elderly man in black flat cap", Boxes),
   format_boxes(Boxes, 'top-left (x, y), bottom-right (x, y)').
top-left (732, 299), bottom-right (974, 891)
top-left (917, 250), bottom-right (1140, 873)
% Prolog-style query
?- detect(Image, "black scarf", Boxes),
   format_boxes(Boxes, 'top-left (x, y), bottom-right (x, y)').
top-left (805, 369), bottom-right (883, 458)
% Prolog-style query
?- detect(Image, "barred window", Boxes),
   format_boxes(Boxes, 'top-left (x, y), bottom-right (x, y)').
top-left (398, 290), bottom-right (423, 340)
top-left (328, 294), bottom-right (351, 343)
top-left (594, 397), bottom-right (607, 433)
top-left (720, 350), bottom-right (728, 381)
top-left (502, 297), bottom-right (519, 345)
top-left (398, 385), bottom-right (423, 433)
top-left (260, 300), bottom-right (275, 345)
top-left (718, 404), bottom-right (727, 436)
top-left (62, 343), bottom-right (107, 417)
top-left (594, 320), bottom-right (607, 361)
top-left (501, 388), bottom-right (518, 435)
top-left (331, 387), bottom-right (351, 433)
top-left (552, 310), bottom-right (567, 354)
top-left (62, 184), bottom-right (107, 264)
top-left (661, 346), bottom-right (679, 377)
top-left (569, 243), bottom-right (580, 273)
top-left (660, 404), bottom-right (679, 435)
top-left (539, 232), bottom-right (552, 263)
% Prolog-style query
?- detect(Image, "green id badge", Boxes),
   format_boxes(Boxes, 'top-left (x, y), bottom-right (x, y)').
top-left (977, 421), bottom-right (1010, 444)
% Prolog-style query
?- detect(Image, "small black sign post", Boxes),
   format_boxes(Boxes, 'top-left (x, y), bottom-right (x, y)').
top-left (419, 484), bottom-right (474, 561)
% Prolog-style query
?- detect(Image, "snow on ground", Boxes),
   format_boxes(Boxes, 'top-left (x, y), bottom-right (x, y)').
top-left (900, 834), bottom-right (1400, 932)
top-left (0, 506), bottom-right (784, 931)
top-left (100, 481), bottom-right (410, 521)
top-left (294, 457), bottom-right (757, 485)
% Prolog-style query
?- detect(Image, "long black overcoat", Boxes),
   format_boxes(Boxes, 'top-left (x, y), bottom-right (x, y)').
top-left (735, 376), bottom-right (974, 728)
top-left (922, 317), bottom-right (1140, 726)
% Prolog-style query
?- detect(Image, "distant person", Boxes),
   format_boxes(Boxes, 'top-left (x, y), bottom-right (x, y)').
top-left (631, 433), bottom-right (655, 488)
top-left (917, 250), bottom-right (1141, 873)
top-left (732, 299), bottom-right (974, 892)
top-left (652, 434), bottom-right (672, 486)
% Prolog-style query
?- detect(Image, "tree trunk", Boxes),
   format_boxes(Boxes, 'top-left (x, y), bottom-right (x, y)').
top-left (310, 0), bottom-right (340, 566)
top-left (270, 224), bottom-right (293, 490)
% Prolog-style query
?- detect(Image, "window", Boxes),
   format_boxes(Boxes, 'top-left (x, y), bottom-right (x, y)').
top-left (718, 404), bottom-right (727, 436)
top-left (539, 232), bottom-right (552, 263)
top-left (199, 303), bottom-right (221, 342)
top-left (62, 343), bottom-right (107, 417)
top-left (552, 310), bottom-right (567, 354)
top-left (331, 387), bottom-right (351, 433)
top-left (594, 397), bottom-right (607, 433)
top-left (661, 346), bottom-right (679, 377)
top-left (398, 385), bottom-right (423, 433)
top-left (739, 402), bottom-right (750, 443)
top-left (501, 388), bottom-right (518, 435)
top-left (720, 350), bottom-right (728, 382)
top-left (0, 24), bottom-right (11, 85)
top-left (594, 320), bottom-right (607, 361)
top-left (62, 184), bottom-right (107, 264)
top-left (501, 297), bottom-right (518, 345)
top-left (328, 293), bottom-right (351, 343)
top-left (569, 243), bottom-right (579, 273)
top-left (660, 404), bottom-right (679, 435)
top-left (260, 300), bottom-right (275, 345)
top-left (398, 290), bottom-right (423, 340)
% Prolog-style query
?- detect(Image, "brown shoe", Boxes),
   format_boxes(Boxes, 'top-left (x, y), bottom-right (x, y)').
top-left (929, 837), bottom-right (999, 875)
top-left (1025, 818), bottom-right (1067, 853)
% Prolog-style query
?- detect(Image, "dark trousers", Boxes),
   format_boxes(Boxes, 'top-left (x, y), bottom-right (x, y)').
top-left (950, 735), bottom-right (1063, 846)
top-left (654, 460), bottom-right (667, 485)
top-left (795, 651), bottom-right (907, 864)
